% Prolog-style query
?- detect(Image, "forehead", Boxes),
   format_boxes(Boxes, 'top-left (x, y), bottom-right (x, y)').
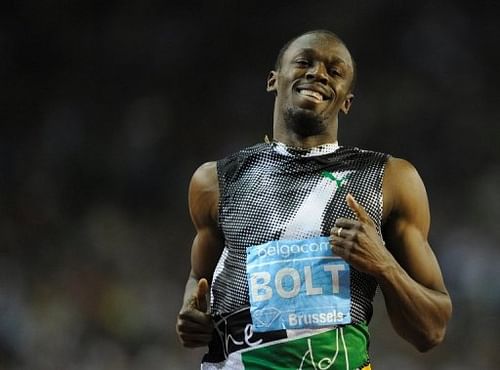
top-left (283, 33), bottom-right (353, 67)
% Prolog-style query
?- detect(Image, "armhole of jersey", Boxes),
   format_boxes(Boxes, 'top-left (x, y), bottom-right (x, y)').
top-left (378, 153), bottom-right (391, 241)
top-left (215, 159), bottom-right (224, 233)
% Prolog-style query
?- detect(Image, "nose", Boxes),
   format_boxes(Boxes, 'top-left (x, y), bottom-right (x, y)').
top-left (305, 62), bottom-right (328, 85)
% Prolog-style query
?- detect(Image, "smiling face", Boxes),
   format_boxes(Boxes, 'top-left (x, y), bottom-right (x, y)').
top-left (268, 32), bottom-right (355, 144)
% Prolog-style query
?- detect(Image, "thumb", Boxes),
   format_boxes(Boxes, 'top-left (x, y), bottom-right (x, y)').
top-left (195, 278), bottom-right (209, 312)
top-left (346, 193), bottom-right (371, 223)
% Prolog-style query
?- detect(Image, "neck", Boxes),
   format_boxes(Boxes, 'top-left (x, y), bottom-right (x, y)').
top-left (273, 133), bottom-right (337, 148)
top-left (272, 118), bottom-right (339, 149)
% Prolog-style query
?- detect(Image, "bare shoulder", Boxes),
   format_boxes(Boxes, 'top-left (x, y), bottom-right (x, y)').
top-left (191, 161), bottom-right (218, 188)
top-left (189, 161), bottom-right (219, 227)
top-left (382, 156), bottom-right (430, 228)
top-left (384, 156), bottom-right (423, 191)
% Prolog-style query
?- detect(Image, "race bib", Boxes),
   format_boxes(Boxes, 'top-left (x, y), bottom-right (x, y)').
top-left (246, 236), bottom-right (351, 332)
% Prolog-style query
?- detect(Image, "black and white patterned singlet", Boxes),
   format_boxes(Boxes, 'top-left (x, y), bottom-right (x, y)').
top-left (203, 141), bottom-right (389, 368)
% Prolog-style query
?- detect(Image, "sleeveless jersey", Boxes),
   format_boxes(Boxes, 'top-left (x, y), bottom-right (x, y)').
top-left (202, 142), bottom-right (389, 370)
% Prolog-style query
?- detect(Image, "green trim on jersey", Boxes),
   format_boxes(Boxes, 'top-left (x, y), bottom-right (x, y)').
top-left (241, 323), bottom-right (370, 369)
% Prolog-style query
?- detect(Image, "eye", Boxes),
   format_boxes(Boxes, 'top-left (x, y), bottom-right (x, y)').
top-left (294, 58), bottom-right (311, 67)
top-left (329, 68), bottom-right (342, 77)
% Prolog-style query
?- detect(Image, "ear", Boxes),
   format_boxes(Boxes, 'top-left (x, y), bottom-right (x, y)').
top-left (266, 71), bottom-right (278, 93)
top-left (340, 93), bottom-right (354, 114)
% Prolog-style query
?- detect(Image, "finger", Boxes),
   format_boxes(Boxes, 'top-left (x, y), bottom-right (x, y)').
top-left (183, 339), bottom-right (212, 348)
top-left (346, 194), bottom-right (372, 224)
top-left (177, 320), bottom-right (213, 334)
top-left (333, 218), bottom-right (358, 229)
top-left (178, 331), bottom-right (213, 347)
top-left (179, 333), bottom-right (214, 343)
top-left (196, 278), bottom-right (209, 312)
top-left (331, 226), bottom-right (355, 241)
top-left (178, 310), bottom-right (213, 327)
top-left (330, 235), bottom-right (350, 247)
top-left (330, 237), bottom-right (352, 259)
top-left (330, 235), bottom-right (347, 249)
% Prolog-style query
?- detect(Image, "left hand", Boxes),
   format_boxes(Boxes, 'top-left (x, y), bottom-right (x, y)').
top-left (330, 193), bottom-right (395, 277)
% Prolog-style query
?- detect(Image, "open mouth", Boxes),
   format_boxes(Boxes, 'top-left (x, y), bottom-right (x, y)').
top-left (296, 88), bottom-right (331, 102)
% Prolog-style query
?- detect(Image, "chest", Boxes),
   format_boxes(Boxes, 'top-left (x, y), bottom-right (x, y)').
top-left (219, 165), bottom-right (363, 248)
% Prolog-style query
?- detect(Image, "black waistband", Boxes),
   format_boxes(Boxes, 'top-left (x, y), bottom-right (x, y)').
top-left (203, 306), bottom-right (287, 363)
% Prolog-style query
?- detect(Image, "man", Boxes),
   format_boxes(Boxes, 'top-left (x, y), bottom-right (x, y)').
top-left (176, 30), bottom-right (452, 369)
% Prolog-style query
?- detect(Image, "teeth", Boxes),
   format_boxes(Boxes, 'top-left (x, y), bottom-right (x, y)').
top-left (299, 89), bottom-right (324, 101)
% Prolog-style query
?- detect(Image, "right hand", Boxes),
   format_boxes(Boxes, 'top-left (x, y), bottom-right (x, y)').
top-left (176, 278), bottom-right (214, 347)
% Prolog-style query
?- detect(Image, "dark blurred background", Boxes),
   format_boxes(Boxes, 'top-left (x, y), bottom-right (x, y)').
top-left (1, 1), bottom-right (499, 369)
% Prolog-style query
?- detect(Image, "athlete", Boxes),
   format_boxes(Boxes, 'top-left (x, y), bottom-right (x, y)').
top-left (176, 30), bottom-right (452, 369)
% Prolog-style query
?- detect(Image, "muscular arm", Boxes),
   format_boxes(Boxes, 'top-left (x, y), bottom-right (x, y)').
top-left (188, 161), bottom-right (224, 285)
top-left (331, 157), bottom-right (452, 352)
top-left (176, 161), bottom-right (224, 348)
top-left (378, 158), bottom-right (452, 351)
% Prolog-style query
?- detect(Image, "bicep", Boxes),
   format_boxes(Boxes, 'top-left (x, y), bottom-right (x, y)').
top-left (384, 219), bottom-right (446, 292)
top-left (191, 227), bottom-right (224, 283)
top-left (188, 162), bottom-right (224, 282)
top-left (383, 158), bottom-right (447, 293)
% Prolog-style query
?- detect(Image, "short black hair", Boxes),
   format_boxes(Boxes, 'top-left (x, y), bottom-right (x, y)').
top-left (274, 29), bottom-right (356, 92)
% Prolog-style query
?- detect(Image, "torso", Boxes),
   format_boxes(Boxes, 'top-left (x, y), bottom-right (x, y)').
top-left (201, 142), bottom-right (389, 368)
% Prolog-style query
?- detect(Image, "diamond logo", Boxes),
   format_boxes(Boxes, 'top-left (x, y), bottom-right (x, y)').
top-left (252, 307), bottom-right (281, 328)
